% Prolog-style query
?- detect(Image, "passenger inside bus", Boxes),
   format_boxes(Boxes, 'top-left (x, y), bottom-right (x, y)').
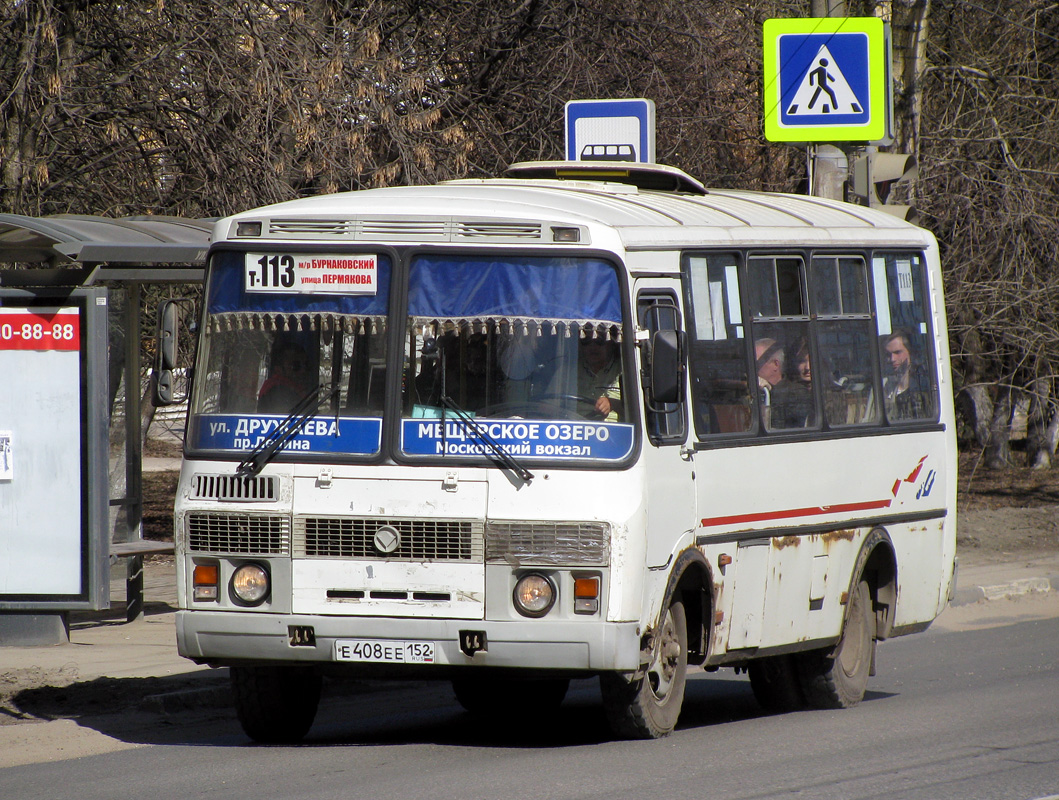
top-left (258, 340), bottom-right (313, 412)
top-left (882, 329), bottom-right (933, 420)
top-left (754, 338), bottom-right (784, 425)
top-left (578, 334), bottom-right (623, 421)
top-left (770, 338), bottom-right (814, 428)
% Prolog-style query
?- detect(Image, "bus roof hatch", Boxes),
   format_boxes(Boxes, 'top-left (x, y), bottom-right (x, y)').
top-left (504, 161), bottom-right (707, 195)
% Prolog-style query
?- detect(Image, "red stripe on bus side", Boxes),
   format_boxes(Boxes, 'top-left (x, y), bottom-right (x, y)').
top-left (700, 498), bottom-right (894, 529)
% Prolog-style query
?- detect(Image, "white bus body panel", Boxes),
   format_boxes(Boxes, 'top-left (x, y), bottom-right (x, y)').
top-left (176, 173), bottom-right (956, 678)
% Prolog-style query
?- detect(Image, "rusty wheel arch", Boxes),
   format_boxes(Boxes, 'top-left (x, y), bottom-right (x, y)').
top-left (848, 527), bottom-right (898, 641)
top-left (655, 547), bottom-right (715, 666)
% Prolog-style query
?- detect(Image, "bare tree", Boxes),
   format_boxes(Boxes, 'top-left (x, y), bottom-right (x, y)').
top-left (8, 0), bottom-right (1059, 473)
top-left (919, 1), bottom-right (1059, 466)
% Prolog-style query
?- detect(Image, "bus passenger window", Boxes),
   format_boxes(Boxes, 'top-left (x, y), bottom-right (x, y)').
top-left (749, 256), bottom-right (812, 432)
top-left (752, 322), bottom-right (814, 431)
top-left (812, 256), bottom-right (877, 427)
top-left (872, 254), bottom-right (938, 423)
top-left (817, 321), bottom-right (876, 426)
top-left (684, 253), bottom-right (752, 436)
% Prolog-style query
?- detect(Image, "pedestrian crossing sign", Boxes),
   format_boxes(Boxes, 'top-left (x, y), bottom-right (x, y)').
top-left (763, 17), bottom-right (891, 143)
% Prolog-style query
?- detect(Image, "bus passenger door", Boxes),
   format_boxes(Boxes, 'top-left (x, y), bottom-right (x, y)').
top-left (636, 284), bottom-right (697, 568)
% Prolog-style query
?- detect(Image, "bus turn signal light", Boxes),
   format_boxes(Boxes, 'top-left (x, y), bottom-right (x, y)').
top-left (574, 576), bottom-right (599, 614)
top-left (193, 564), bottom-right (219, 601)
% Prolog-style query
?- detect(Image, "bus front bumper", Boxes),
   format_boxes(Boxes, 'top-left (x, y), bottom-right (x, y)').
top-left (176, 610), bottom-right (642, 673)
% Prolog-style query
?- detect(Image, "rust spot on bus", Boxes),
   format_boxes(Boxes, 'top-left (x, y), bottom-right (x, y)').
top-left (822, 529), bottom-right (856, 544)
top-left (774, 536), bottom-right (800, 549)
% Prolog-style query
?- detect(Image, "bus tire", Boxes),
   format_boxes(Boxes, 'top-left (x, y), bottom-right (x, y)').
top-left (230, 664), bottom-right (322, 743)
top-left (797, 579), bottom-right (875, 709)
top-left (452, 676), bottom-right (569, 716)
top-left (600, 598), bottom-right (688, 739)
top-left (748, 655), bottom-right (805, 713)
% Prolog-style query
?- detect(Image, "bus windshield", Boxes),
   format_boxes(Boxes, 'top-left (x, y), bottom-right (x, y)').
top-left (400, 254), bottom-right (634, 464)
top-left (186, 250), bottom-right (635, 464)
top-left (186, 250), bottom-right (391, 456)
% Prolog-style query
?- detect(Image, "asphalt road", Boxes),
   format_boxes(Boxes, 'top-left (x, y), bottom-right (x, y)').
top-left (1, 605), bottom-right (1057, 800)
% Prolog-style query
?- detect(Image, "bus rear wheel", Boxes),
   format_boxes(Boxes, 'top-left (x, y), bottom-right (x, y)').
top-left (600, 598), bottom-right (688, 739)
top-left (230, 664), bottom-right (322, 743)
top-left (796, 579), bottom-right (875, 709)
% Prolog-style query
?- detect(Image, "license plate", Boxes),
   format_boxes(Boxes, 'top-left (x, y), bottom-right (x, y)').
top-left (334, 639), bottom-right (435, 664)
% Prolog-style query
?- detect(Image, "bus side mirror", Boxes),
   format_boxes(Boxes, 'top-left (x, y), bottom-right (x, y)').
top-left (153, 298), bottom-right (195, 406)
top-left (649, 329), bottom-right (685, 406)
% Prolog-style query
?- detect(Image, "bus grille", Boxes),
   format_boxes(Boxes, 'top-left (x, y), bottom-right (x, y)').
top-left (485, 521), bottom-right (611, 566)
top-left (187, 512), bottom-right (290, 555)
top-left (294, 517), bottom-right (483, 561)
top-left (190, 474), bottom-right (279, 502)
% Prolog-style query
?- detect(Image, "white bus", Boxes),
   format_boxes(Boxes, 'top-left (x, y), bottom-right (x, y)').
top-left (170, 160), bottom-right (956, 741)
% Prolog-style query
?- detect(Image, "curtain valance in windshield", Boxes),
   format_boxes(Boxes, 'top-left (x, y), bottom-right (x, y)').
top-left (208, 311), bottom-right (386, 336)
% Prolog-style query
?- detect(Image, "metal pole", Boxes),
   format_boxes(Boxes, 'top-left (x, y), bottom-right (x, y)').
top-left (123, 282), bottom-right (145, 621)
top-left (808, 0), bottom-right (849, 201)
top-left (811, 0), bottom-right (847, 16)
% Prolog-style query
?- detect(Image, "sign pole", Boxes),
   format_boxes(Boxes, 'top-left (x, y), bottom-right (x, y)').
top-left (812, 144), bottom-right (848, 202)
top-left (810, 1), bottom-right (846, 201)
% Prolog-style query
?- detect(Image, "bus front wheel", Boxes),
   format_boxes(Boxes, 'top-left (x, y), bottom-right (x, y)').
top-left (230, 664), bottom-right (322, 743)
top-left (600, 598), bottom-right (688, 739)
top-left (796, 579), bottom-right (875, 709)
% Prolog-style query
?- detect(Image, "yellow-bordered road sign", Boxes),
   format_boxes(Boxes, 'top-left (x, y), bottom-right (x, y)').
top-left (763, 17), bottom-right (891, 143)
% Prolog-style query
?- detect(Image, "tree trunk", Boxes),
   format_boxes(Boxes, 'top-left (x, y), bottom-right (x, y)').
top-left (957, 384), bottom-right (993, 448)
top-left (889, 0), bottom-right (932, 157)
top-left (984, 384), bottom-right (1014, 469)
top-left (1027, 378), bottom-right (1059, 469)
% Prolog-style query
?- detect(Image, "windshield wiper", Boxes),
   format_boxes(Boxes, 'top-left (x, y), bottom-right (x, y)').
top-left (237, 385), bottom-right (340, 478)
top-left (440, 394), bottom-right (534, 483)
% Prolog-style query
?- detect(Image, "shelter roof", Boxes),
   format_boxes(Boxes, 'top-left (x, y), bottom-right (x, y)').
top-left (0, 214), bottom-right (212, 285)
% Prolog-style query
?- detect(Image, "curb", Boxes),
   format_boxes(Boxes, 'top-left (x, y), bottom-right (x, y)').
top-left (950, 575), bottom-right (1059, 607)
top-left (141, 683), bottom-right (231, 714)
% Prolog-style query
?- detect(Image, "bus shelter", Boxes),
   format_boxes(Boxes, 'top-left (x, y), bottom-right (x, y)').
top-left (0, 214), bottom-right (209, 643)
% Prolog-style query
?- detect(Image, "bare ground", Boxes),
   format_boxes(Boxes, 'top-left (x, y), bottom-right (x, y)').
top-left (955, 450), bottom-right (1059, 562)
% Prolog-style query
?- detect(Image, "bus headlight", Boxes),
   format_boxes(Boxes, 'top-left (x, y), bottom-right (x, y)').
top-left (231, 563), bottom-right (270, 606)
top-left (513, 573), bottom-right (556, 618)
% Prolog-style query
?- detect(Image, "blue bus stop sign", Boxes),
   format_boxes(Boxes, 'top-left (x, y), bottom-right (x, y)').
top-left (763, 18), bottom-right (891, 143)
top-left (565, 99), bottom-right (656, 163)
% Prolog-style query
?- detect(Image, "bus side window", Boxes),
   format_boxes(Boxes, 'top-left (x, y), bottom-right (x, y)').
top-left (637, 292), bottom-right (686, 444)
top-left (872, 253), bottom-right (938, 423)
top-left (684, 253), bottom-right (753, 436)
top-left (748, 256), bottom-right (815, 432)
top-left (812, 256), bottom-right (877, 427)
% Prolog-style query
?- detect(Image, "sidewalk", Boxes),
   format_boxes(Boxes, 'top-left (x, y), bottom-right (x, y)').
top-left (950, 550), bottom-right (1059, 606)
top-left (2, 559), bottom-right (211, 688)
